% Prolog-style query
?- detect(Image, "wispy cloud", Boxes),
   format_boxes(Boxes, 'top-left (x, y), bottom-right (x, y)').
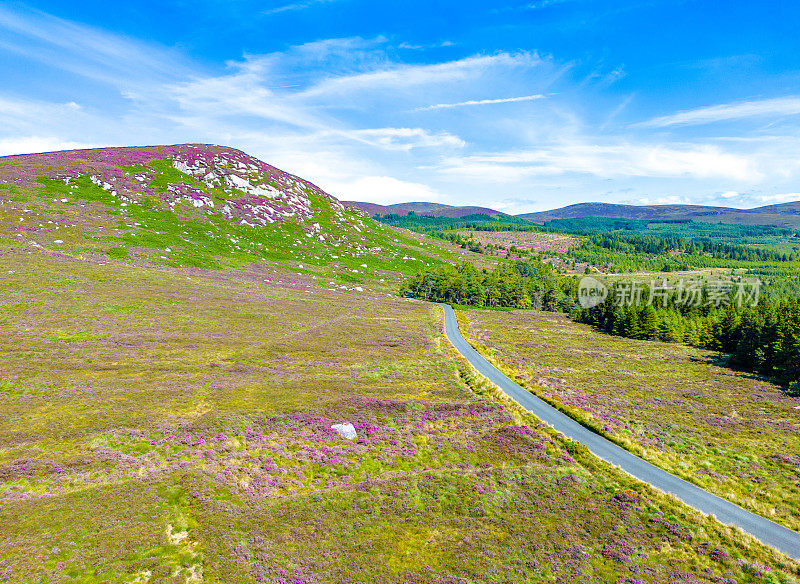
top-left (299, 51), bottom-right (544, 98)
top-left (4, 5), bottom-right (800, 214)
top-left (431, 142), bottom-right (763, 182)
top-left (416, 94), bottom-right (545, 111)
top-left (636, 96), bottom-right (800, 128)
top-left (0, 4), bottom-right (191, 87)
top-left (262, 0), bottom-right (337, 16)
top-left (0, 96), bottom-right (108, 141)
top-left (755, 192), bottom-right (800, 205)
top-left (527, 0), bottom-right (577, 9)
top-left (344, 128), bottom-right (465, 150)
top-left (398, 40), bottom-right (455, 50)
top-left (0, 136), bottom-right (94, 157)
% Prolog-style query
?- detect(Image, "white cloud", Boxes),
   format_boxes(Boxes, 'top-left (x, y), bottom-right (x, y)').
top-left (344, 128), bottom-right (465, 150)
top-left (325, 175), bottom-right (444, 205)
top-left (262, 0), bottom-right (337, 15)
top-left (0, 96), bottom-right (115, 142)
top-left (755, 192), bottom-right (800, 205)
top-left (689, 190), bottom-right (800, 210)
top-left (168, 63), bottom-right (467, 151)
top-left (299, 51), bottom-right (543, 98)
top-left (416, 94), bottom-right (545, 111)
top-left (433, 142), bottom-right (762, 182)
top-left (636, 96), bottom-right (800, 128)
top-left (399, 40), bottom-right (455, 50)
top-left (0, 136), bottom-right (94, 156)
top-left (629, 195), bottom-right (693, 205)
top-left (167, 60), bottom-right (324, 131)
top-left (0, 96), bottom-right (81, 120)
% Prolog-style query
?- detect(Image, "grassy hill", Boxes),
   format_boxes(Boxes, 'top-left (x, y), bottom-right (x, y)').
top-left (754, 201), bottom-right (800, 215)
top-left (0, 145), bottom-right (480, 286)
top-left (1, 145), bottom-right (798, 582)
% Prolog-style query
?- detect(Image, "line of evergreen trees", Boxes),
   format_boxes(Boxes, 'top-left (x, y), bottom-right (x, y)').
top-left (375, 211), bottom-right (530, 233)
top-left (402, 260), bottom-right (578, 311)
top-left (585, 232), bottom-right (796, 262)
top-left (543, 216), bottom-right (796, 239)
top-left (405, 261), bottom-right (800, 388)
top-left (431, 231), bottom-right (484, 253)
top-left (575, 285), bottom-right (800, 386)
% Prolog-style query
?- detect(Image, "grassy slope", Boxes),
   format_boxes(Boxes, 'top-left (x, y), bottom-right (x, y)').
top-left (0, 252), bottom-right (798, 583)
top-left (458, 308), bottom-right (800, 533)
top-left (0, 146), bottom-right (798, 582)
top-left (0, 145), bottom-right (475, 291)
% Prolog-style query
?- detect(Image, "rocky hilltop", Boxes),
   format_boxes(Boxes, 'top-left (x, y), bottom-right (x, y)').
top-left (0, 144), bottom-right (442, 272)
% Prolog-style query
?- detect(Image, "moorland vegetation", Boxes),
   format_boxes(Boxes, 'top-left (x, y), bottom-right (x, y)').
top-left (1, 145), bottom-right (799, 581)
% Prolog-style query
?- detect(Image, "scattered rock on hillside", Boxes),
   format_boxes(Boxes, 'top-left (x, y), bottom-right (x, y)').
top-left (331, 423), bottom-right (357, 440)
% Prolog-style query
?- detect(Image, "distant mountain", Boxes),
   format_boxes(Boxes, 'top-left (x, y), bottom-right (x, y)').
top-left (342, 201), bottom-right (399, 216)
top-left (519, 202), bottom-right (736, 222)
top-left (344, 200), bottom-right (507, 219)
top-left (425, 205), bottom-right (509, 218)
top-left (518, 201), bottom-right (800, 228)
top-left (749, 201), bottom-right (800, 215)
top-left (390, 202), bottom-right (453, 214)
top-left (323, 197), bottom-right (800, 229)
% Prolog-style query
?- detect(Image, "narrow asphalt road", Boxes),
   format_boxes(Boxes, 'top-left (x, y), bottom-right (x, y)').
top-left (439, 303), bottom-right (800, 561)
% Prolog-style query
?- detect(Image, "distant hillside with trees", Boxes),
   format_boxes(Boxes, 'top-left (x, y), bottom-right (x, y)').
top-left (406, 260), bottom-right (800, 388)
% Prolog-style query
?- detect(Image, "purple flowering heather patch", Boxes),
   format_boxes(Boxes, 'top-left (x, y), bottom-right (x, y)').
top-left (463, 308), bottom-right (800, 532)
top-left (0, 150), bottom-right (793, 582)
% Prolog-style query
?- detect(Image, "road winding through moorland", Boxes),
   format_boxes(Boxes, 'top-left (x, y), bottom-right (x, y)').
top-left (439, 303), bottom-right (800, 561)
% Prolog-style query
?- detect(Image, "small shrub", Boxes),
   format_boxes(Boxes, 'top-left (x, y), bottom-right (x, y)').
top-left (108, 246), bottom-right (129, 259)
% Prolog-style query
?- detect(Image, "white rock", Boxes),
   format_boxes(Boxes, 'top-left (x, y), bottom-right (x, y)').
top-left (331, 423), bottom-right (357, 440)
top-left (53, 240), bottom-right (64, 244)
top-left (172, 160), bottom-right (193, 175)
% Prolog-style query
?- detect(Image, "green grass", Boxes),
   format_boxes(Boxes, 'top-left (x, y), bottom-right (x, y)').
top-left (0, 149), bottom-right (485, 287)
top-left (1, 147), bottom-right (798, 580)
top-left (459, 307), bottom-right (800, 532)
top-left (0, 250), bottom-right (797, 581)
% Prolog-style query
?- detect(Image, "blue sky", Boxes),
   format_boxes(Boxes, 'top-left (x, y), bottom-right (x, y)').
top-left (2, 0), bottom-right (800, 212)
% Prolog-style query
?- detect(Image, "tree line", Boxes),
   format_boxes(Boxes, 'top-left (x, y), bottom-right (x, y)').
top-left (401, 260), bottom-right (578, 312)
top-left (375, 211), bottom-right (530, 233)
top-left (405, 261), bottom-right (800, 389)
top-left (577, 288), bottom-right (800, 387)
top-left (431, 231), bottom-right (484, 253)
top-left (585, 232), bottom-right (796, 262)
